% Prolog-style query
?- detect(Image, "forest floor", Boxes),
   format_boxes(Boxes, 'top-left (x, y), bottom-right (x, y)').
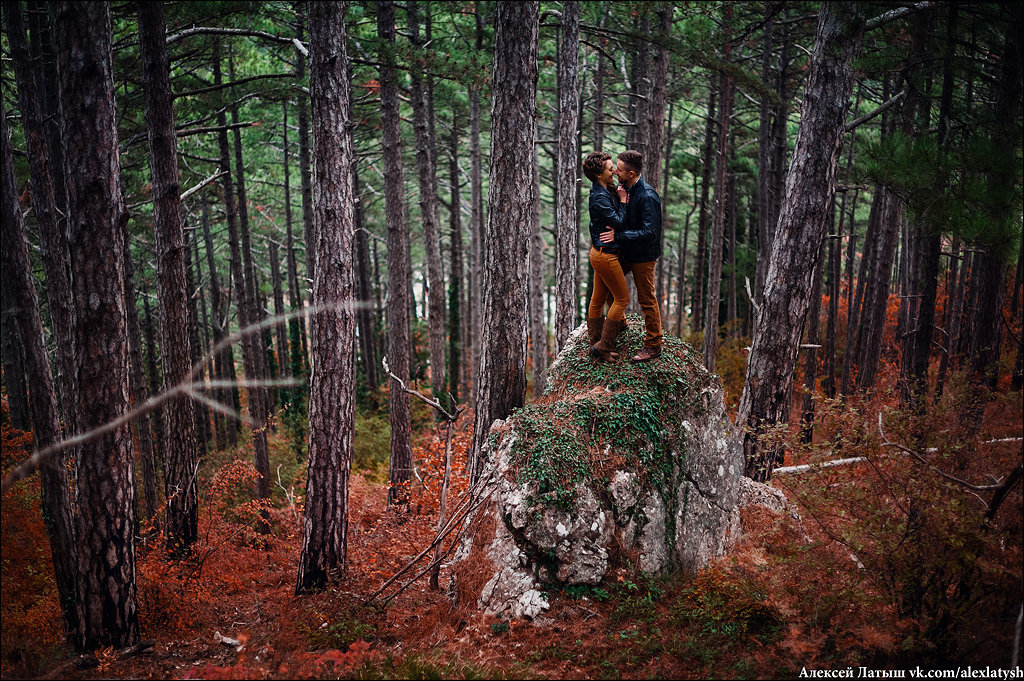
top-left (2, 366), bottom-right (1022, 680)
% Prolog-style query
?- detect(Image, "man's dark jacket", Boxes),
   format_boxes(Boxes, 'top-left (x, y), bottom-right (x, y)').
top-left (587, 183), bottom-right (627, 252)
top-left (617, 175), bottom-right (662, 263)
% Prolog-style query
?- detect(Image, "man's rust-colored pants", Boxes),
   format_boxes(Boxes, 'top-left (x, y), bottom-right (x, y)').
top-left (622, 260), bottom-right (662, 349)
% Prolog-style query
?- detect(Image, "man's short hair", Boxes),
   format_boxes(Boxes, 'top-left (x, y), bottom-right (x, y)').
top-left (618, 149), bottom-right (643, 174)
top-left (582, 151), bottom-right (612, 183)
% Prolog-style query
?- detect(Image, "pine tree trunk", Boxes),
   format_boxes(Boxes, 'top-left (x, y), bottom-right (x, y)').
top-left (142, 296), bottom-right (165, 455)
top-left (5, 1), bottom-right (77, 435)
top-left (626, 12), bottom-right (650, 155)
top-left (408, 0), bottom-right (448, 402)
top-left (1, 295), bottom-right (30, 431)
top-left (856, 189), bottom-right (902, 391)
top-left (592, 6), bottom-right (609, 150)
top-left (184, 233), bottom-right (209, 457)
top-left (282, 98), bottom-right (308, 383)
top-left (270, 241), bottom-right (291, 390)
top-left (755, 16), bottom-right (774, 301)
top-left (554, 0), bottom-right (580, 353)
top-left (470, 1), bottom-right (538, 483)
top-left (296, 0), bottom-right (356, 592)
top-left (448, 112), bottom-right (465, 403)
top-left (138, 1), bottom-right (198, 554)
top-left (801, 220), bottom-right (828, 443)
top-left (645, 6), bottom-right (672, 194)
top-left (692, 85), bottom-right (716, 334)
top-left (353, 166), bottom-right (379, 391)
top-left (55, 0), bottom-right (140, 650)
top-left (840, 186), bottom-right (881, 395)
top-left (739, 2), bottom-right (865, 482)
top-left (378, 0), bottom-right (414, 507)
top-left (677, 174), bottom-right (697, 335)
top-left (530, 117), bottom-right (548, 399)
top-left (214, 44), bottom-right (271, 529)
top-left (726, 164), bottom-right (738, 329)
top-left (193, 234), bottom-right (217, 451)
top-left (1, 103), bottom-right (77, 641)
top-left (702, 67), bottom-right (733, 373)
top-left (469, 6), bottom-right (486, 407)
top-left (201, 196), bottom-right (236, 447)
top-left (296, 5), bottom-right (314, 292)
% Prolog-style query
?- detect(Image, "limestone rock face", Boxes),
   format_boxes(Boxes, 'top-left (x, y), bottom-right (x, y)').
top-left (451, 316), bottom-right (747, 619)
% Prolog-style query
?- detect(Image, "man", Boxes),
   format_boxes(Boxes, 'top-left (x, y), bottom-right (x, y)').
top-left (601, 149), bottom-right (662, 362)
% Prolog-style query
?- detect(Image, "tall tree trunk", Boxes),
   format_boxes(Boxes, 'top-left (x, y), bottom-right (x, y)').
top-left (1, 102), bottom-right (78, 642)
top-left (702, 65), bottom-right (733, 373)
top-left (448, 111), bottom-right (465, 403)
top-left (4, 1), bottom-right (77, 435)
top-left (142, 296), bottom-right (165, 457)
top-left (840, 186), bottom-right (881, 395)
top-left (214, 44), bottom-right (271, 529)
top-left (645, 6), bottom-right (672, 194)
top-left (138, 1), bottom-right (198, 555)
top-left (554, 0), bottom-right (580, 353)
top-left (1, 293), bottom-right (30, 431)
top-left (296, 0), bottom-right (357, 592)
top-left (378, 0), bottom-right (414, 507)
top-left (856, 189), bottom-right (902, 391)
top-left (935, 241), bottom-right (963, 400)
top-left (677, 173), bottom-right (697, 335)
top-left (470, 1), bottom-right (538, 482)
top-left (408, 0), bottom-right (448, 403)
top-left (626, 12), bottom-right (650, 156)
top-left (193, 233), bottom-right (217, 451)
top-left (800, 216), bottom-right (829, 443)
top-left (282, 98), bottom-right (308, 387)
top-left (201, 195), bottom-right (237, 447)
top-left (296, 4), bottom-right (314, 293)
top-left (739, 2), bottom-right (865, 482)
top-left (270, 240), bottom-right (291, 396)
top-left (969, 5), bottom-right (1020, 391)
top-left (184, 233), bottom-right (209, 457)
top-left (469, 5), bottom-right (485, 406)
top-left (755, 14), bottom-right (774, 301)
top-left (692, 85), bottom-right (716, 334)
top-left (55, 0), bottom-right (140, 650)
top-left (592, 5), bottom-right (609, 150)
top-left (353, 166), bottom-right (379, 391)
top-left (726, 161), bottom-right (738, 329)
top-left (530, 117), bottom-right (547, 399)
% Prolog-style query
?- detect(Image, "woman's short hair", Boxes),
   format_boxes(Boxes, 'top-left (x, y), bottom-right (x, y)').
top-left (582, 151), bottom-right (612, 183)
top-left (617, 149), bottom-right (643, 174)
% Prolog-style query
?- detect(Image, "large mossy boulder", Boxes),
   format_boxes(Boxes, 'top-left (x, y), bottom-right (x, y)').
top-left (450, 315), bottom-right (745, 620)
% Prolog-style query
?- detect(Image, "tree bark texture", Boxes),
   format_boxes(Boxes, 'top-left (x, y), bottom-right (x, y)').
top-left (55, 0), bottom-right (140, 651)
top-left (408, 0), bottom-right (448, 401)
top-left (644, 6), bottom-right (672, 194)
top-left (296, 0), bottom-right (357, 592)
top-left (4, 1), bottom-right (77, 434)
top-left (1, 292), bottom-right (30, 431)
top-left (1, 103), bottom-right (78, 641)
top-left (378, 0), bottom-right (414, 506)
top-left (702, 68), bottom-right (733, 373)
top-left (138, 1), bottom-right (198, 555)
top-left (122, 229), bottom-right (160, 522)
top-left (448, 113), bottom-right (465, 403)
top-left (530, 117), bottom-right (547, 399)
top-left (692, 86), bottom-right (716, 334)
top-left (214, 44), bottom-right (272, 526)
top-left (353, 167), bottom-right (379, 391)
top-left (201, 195), bottom-right (237, 447)
top-left (554, 0), bottom-right (580, 353)
top-left (738, 2), bottom-right (864, 482)
top-left (470, 0), bottom-right (538, 482)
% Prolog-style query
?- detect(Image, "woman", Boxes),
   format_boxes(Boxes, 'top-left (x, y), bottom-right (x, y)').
top-left (582, 151), bottom-right (629, 362)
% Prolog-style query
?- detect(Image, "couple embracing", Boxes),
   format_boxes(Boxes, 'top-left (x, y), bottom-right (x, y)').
top-left (583, 149), bottom-right (662, 364)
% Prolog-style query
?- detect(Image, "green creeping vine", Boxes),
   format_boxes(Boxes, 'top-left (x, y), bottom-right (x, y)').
top-left (506, 315), bottom-right (714, 515)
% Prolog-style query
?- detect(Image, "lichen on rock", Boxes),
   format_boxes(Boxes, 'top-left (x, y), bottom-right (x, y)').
top-left (451, 315), bottom-right (750, 619)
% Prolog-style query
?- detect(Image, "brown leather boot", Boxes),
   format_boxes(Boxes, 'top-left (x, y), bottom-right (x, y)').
top-left (593, 318), bottom-right (624, 363)
top-left (586, 317), bottom-right (604, 345)
top-left (630, 346), bottom-right (661, 363)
